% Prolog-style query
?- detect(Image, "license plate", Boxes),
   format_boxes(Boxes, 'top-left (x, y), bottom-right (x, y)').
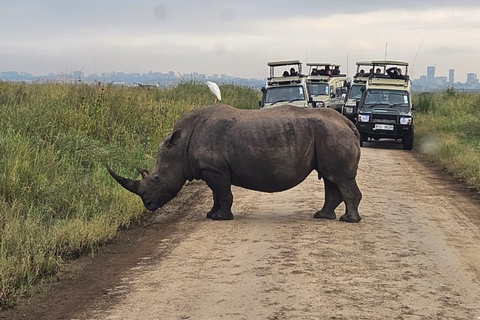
top-left (374, 124), bottom-right (394, 130)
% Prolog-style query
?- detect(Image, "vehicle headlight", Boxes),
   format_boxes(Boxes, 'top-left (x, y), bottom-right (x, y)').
top-left (344, 107), bottom-right (354, 114)
top-left (314, 101), bottom-right (325, 108)
top-left (400, 117), bottom-right (412, 125)
top-left (357, 114), bottom-right (370, 122)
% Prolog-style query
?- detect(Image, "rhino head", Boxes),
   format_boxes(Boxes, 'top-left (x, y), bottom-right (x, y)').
top-left (106, 130), bottom-right (185, 211)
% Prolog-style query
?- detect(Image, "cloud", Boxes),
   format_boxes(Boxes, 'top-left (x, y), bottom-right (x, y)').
top-left (1, 1), bottom-right (480, 80)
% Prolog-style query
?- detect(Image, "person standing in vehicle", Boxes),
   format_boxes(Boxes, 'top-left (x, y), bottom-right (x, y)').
top-left (386, 67), bottom-right (407, 80)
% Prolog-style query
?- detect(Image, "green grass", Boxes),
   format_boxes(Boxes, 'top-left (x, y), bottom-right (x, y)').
top-left (413, 90), bottom-right (480, 189)
top-left (0, 81), bottom-right (260, 308)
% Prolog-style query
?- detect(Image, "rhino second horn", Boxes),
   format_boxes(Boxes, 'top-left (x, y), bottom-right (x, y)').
top-left (105, 164), bottom-right (140, 195)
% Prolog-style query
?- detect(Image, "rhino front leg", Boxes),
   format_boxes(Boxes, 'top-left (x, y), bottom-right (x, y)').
top-left (206, 192), bottom-right (220, 219)
top-left (203, 171), bottom-right (234, 220)
top-left (314, 178), bottom-right (342, 220)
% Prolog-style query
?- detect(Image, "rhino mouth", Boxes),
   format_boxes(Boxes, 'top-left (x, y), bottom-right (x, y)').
top-left (143, 199), bottom-right (162, 211)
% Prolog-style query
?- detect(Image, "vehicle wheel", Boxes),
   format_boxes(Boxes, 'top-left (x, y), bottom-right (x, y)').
top-left (359, 132), bottom-right (366, 147)
top-left (402, 132), bottom-right (414, 150)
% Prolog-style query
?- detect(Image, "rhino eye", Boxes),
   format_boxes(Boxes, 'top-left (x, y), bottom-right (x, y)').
top-left (152, 173), bottom-right (160, 180)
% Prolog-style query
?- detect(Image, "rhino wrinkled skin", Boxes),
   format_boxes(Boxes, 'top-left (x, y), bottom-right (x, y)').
top-left (107, 104), bottom-right (363, 222)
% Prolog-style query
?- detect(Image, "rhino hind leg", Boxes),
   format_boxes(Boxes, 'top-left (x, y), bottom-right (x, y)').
top-left (336, 179), bottom-right (362, 223)
top-left (203, 171), bottom-right (234, 220)
top-left (206, 192), bottom-right (220, 219)
top-left (314, 178), bottom-right (342, 220)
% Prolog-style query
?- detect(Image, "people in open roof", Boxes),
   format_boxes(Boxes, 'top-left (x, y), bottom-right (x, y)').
top-left (386, 67), bottom-right (407, 80)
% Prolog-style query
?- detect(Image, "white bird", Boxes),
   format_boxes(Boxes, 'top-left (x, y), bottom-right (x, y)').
top-left (206, 81), bottom-right (221, 103)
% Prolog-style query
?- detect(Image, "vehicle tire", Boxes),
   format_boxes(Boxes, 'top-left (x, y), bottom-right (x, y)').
top-left (402, 132), bottom-right (414, 150)
top-left (359, 132), bottom-right (366, 147)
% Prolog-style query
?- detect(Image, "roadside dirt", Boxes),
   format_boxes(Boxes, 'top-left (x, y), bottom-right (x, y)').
top-left (3, 140), bottom-right (480, 320)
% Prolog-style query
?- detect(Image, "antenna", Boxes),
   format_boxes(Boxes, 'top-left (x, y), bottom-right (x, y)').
top-left (346, 54), bottom-right (349, 78)
top-left (384, 43), bottom-right (388, 60)
top-left (411, 35), bottom-right (425, 78)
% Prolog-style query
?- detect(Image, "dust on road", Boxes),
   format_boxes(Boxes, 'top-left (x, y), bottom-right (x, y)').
top-left (7, 141), bottom-right (480, 320)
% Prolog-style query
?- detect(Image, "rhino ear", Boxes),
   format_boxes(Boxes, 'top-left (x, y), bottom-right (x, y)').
top-left (167, 129), bottom-right (182, 147)
top-left (137, 168), bottom-right (149, 179)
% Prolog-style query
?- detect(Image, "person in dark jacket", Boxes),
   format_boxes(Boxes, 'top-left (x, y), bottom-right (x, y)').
top-left (386, 67), bottom-right (407, 80)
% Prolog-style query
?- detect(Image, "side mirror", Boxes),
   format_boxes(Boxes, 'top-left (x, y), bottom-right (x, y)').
top-left (330, 93), bottom-right (336, 98)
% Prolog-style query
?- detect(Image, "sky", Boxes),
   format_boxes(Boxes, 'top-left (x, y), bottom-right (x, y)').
top-left (1, 0), bottom-right (480, 82)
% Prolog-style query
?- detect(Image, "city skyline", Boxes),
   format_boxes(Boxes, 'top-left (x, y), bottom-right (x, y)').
top-left (1, 1), bottom-right (480, 82)
top-left (3, 63), bottom-right (480, 92)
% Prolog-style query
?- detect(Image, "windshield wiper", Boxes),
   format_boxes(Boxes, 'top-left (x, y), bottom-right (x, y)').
top-left (371, 103), bottom-right (394, 108)
top-left (288, 98), bottom-right (305, 103)
top-left (269, 100), bottom-right (287, 105)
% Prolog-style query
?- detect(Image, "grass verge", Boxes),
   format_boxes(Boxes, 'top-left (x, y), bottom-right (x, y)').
top-left (0, 81), bottom-right (260, 308)
top-left (413, 90), bottom-right (480, 190)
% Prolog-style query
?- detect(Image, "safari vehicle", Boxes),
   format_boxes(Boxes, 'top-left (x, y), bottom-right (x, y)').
top-left (355, 60), bottom-right (414, 150)
top-left (259, 60), bottom-right (310, 109)
top-left (305, 63), bottom-right (347, 111)
top-left (342, 61), bottom-right (372, 122)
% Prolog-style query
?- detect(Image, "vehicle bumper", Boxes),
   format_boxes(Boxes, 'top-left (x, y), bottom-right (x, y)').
top-left (356, 122), bottom-right (413, 139)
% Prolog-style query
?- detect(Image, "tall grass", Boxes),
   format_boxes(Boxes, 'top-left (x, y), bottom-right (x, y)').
top-left (414, 90), bottom-right (480, 189)
top-left (0, 81), bottom-right (260, 308)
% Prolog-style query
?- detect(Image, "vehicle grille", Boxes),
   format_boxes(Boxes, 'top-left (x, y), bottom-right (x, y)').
top-left (372, 114), bottom-right (397, 124)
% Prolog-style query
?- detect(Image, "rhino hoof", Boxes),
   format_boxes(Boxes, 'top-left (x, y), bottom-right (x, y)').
top-left (339, 213), bottom-right (361, 223)
top-left (206, 210), bottom-right (217, 219)
top-left (211, 212), bottom-right (234, 220)
top-left (314, 210), bottom-right (336, 220)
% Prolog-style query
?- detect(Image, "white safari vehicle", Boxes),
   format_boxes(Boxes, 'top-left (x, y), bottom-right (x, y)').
top-left (259, 60), bottom-right (311, 109)
top-left (342, 61), bottom-right (373, 122)
top-left (305, 63), bottom-right (347, 112)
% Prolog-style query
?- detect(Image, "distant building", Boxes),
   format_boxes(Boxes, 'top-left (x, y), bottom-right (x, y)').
top-left (467, 73), bottom-right (478, 82)
top-left (435, 76), bottom-right (447, 86)
top-left (427, 66), bottom-right (435, 82)
top-left (448, 69), bottom-right (454, 84)
top-left (73, 70), bottom-right (84, 79)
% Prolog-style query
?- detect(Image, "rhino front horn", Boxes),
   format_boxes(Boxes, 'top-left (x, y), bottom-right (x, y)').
top-left (105, 164), bottom-right (140, 195)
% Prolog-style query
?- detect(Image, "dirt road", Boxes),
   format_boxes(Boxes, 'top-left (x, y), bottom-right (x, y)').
top-left (6, 141), bottom-right (480, 319)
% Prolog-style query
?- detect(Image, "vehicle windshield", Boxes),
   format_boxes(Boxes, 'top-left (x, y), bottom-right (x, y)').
top-left (362, 89), bottom-right (410, 109)
top-left (265, 86), bottom-right (305, 104)
top-left (307, 83), bottom-right (329, 96)
top-left (348, 85), bottom-right (364, 100)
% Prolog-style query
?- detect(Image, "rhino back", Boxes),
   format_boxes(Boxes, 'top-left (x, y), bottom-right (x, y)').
top-left (175, 105), bottom-right (360, 192)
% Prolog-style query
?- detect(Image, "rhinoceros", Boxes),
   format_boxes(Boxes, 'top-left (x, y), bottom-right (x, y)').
top-left (107, 104), bottom-right (362, 222)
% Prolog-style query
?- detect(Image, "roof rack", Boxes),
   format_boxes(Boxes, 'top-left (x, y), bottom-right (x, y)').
top-left (267, 60), bottom-right (301, 67)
